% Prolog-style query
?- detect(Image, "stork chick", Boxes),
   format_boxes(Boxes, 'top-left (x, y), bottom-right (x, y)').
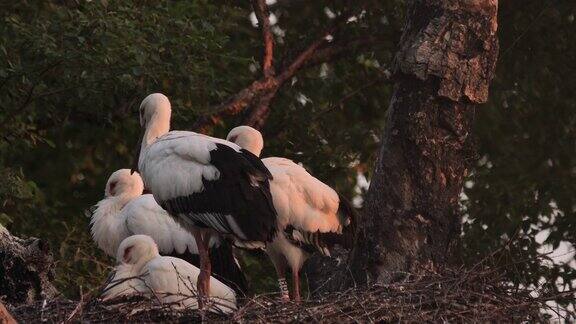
top-left (102, 235), bottom-right (237, 314)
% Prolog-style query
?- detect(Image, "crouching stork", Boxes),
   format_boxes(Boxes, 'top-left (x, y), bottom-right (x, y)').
top-left (102, 235), bottom-right (237, 314)
top-left (132, 94), bottom-right (277, 307)
top-left (227, 126), bottom-right (357, 302)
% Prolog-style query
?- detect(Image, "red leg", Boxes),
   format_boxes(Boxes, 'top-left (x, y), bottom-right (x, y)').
top-left (292, 270), bottom-right (301, 302)
top-left (194, 232), bottom-right (210, 310)
top-left (201, 233), bottom-right (212, 298)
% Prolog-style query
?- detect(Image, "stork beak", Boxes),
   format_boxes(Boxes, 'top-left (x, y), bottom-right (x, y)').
top-left (131, 127), bottom-right (144, 175)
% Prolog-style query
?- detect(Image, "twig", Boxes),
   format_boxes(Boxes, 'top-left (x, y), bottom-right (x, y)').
top-left (64, 286), bottom-right (88, 323)
top-left (12, 255), bottom-right (572, 323)
top-left (313, 70), bottom-right (392, 121)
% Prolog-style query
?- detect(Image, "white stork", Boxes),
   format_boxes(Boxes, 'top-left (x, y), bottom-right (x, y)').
top-left (88, 169), bottom-right (247, 294)
top-left (102, 235), bottom-right (237, 314)
top-left (226, 126), bottom-right (357, 302)
top-left (131, 93), bottom-right (277, 306)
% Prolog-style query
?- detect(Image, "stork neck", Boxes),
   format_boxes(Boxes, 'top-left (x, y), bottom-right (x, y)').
top-left (143, 111), bottom-right (171, 147)
top-left (132, 252), bottom-right (158, 274)
top-left (115, 191), bottom-right (141, 207)
top-left (244, 139), bottom-right (263, 157)
top-left (237, 133), bottom-right (263, 157)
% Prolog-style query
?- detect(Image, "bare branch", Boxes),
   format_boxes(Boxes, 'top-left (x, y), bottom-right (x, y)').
top-left (192, 9), bottom-right (369, 132)
top-left (244, 36), bottom-right (380, 128)
top-left (277, 33), bottom-right (330, 84)
top-left (243, 88), bottom-right (278, 129)
top-left (251, 0), bottom-right (275, 78)
top-left (191, 77), bottom-right (278, 131)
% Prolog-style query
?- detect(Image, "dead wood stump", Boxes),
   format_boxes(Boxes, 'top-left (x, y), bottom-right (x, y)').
top-left (0, 224), bottom-right (58, 306)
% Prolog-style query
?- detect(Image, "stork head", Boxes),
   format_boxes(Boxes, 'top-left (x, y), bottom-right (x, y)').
top-left (226, 125), bottom-right (264, 157)
top-left (138, 93), bottom-right (171, 128)
top-left (105, 169), bottom-right (144, 198)
top-left (117, 235), bottom-right (159, 266)
top-left (132, 93), bottom-right (172, 174)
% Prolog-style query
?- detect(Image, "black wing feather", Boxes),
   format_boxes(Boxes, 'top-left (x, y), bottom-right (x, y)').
top-left (161, 143), bottom-right (277, 242)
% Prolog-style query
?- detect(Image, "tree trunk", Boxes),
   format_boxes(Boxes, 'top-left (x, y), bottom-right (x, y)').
top-left (349, 0), bottom-right (499, 284)
top-left (0, 225), bottom-right (58, 306)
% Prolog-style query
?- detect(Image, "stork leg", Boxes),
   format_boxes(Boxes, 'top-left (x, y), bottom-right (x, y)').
top-left (193, 231), bottom-right (211, 310)
top-left (201, 233), bottom-right (212, 295)
top-left (292, 270), bottom-right (301, 302)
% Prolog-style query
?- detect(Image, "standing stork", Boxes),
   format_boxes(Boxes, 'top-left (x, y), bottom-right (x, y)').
top-left (226, 126), bottom-right (357, 302)
top-left (88, 169), bottom-right (247, 294)
top-left (132, 94), bottom-right (277, 307)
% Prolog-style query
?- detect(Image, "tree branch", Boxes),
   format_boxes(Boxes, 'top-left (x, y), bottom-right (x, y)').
top-left (16, 60), bottom-right (64, 112)
top-left (191, 77), bottom-right (278, 131)
top-left (243, 26), bottom-right (337, 129)
top-left (192, 8), bottom-right (370, 132)
top-left (244, 88), bottom-right (278, 129)
top-left (251, 0), bottom-right (275, 78)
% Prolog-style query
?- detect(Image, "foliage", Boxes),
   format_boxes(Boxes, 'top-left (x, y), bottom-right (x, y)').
top-left (459, 0), bottom-right (576, 308)
top-left (0, 0), bottom-right (574, 312)
top-left (1, 0), bottom-right (254, 295)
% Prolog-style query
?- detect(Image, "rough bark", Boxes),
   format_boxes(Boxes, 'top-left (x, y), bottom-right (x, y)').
top-left (0, 225), bottom-right (58, 306)
top-left (348, 0), bottom-right (499, 284)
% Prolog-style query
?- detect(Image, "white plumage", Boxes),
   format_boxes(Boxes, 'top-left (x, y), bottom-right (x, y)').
top-left (226, 125), bottom-right (264, 157)
top-left (139, 131), bottom-right (226, 203)
top-left (89, 169), bottom-right (248, 294)
top-left (133, 93), bottom-right (277, 305)
top-left (264, 157), bottom-right (344, 235)
top-left (102, 235), bottom-right (237, 314)
top-left (89, 169), bottom-right (203, 258)
top-left (226, 125), bottom-right (356, 301)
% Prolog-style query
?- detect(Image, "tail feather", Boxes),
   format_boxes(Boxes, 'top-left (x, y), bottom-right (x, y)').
top-left (285, 194), bottom-right (358, 255)
top-left (208, 240), bottom-right (249, 297)
top-left (334, 193), bottom-right (358, 249)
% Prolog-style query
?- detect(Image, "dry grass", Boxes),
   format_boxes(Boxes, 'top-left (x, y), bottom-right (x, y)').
top-left (10, 264), bottom-right (574, 323)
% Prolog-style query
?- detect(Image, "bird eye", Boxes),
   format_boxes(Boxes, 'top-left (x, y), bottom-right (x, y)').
top-left (123, 246), bottom-right (133, 263)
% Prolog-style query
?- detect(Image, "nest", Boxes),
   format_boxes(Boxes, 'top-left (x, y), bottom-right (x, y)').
top-left (10, 266), bottom-right (572, 323)
top-left (11, 296), bottom-right (226, 323)
top-left (235, 268), bottom-right (553, 323)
